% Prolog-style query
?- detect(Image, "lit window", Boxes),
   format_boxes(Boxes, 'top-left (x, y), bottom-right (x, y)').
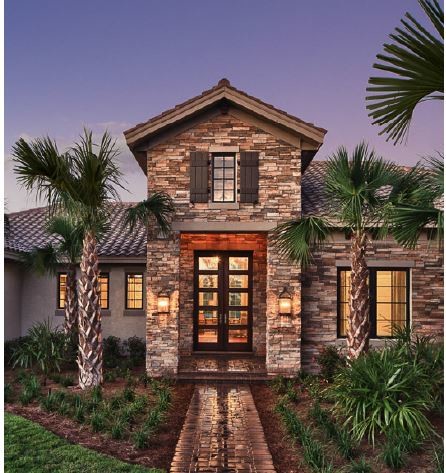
top-left (99, 273), bottom-right (109, 310)
top-left (126, 273), bottom-right (143, 309)
top-left (338, 268), bottom-right (409, 338)
top-left (212, 154), bottom-right (235, 202)
top-left (57, 273), bottom-right (67, 309)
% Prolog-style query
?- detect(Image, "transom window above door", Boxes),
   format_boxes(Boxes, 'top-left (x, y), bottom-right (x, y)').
top-left (212, 153), bottom-right (236, 202)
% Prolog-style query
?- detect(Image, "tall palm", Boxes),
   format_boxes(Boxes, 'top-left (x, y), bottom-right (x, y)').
top-left (23, 215), bottom-right (84, 334)
top-left (390, 155), bottom-right (444, 248)
top-left (366, 0), bottom-right (443, 144)
top-left (273, 143), bottom-right (401, 359)
top-left (12, 130), bottom-right (124, 388)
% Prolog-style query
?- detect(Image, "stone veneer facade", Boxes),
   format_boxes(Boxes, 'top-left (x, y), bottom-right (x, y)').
top-left (301, 232), bottom-right (444, 372)
top-left (145, 112), bottom-right (302, 376)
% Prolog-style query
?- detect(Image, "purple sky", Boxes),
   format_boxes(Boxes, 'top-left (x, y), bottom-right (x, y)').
top-left (5, 0), bottom-right (443, 212)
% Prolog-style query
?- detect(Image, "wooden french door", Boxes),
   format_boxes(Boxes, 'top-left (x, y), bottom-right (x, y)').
top-left (194, 251), bottom-right (253, 352)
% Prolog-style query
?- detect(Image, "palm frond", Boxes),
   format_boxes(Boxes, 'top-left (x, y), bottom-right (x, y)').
top-left (271, 216), bottom-right (330, 267)
top-left (325, 143), bottom-right (398, 231)
top-left (366, 0), bottom-right (444, 144)
top-left (125, 192), bottom-right (175, 234)
top-left (22, 244), bottom-right (61, 276)
top-left (11, 137), bottom-right (76, 212)
top-left (46, 215), bottom-right (84, 263)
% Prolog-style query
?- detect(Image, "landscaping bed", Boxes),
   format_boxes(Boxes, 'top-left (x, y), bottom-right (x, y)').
top-left (253, 382), bottom-right (443, 473)
top-left (5, 368), bottom-right (194, 472)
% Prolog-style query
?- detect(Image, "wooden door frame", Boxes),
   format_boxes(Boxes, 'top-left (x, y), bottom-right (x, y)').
top-left (193, 250), bottom-right (253, 352)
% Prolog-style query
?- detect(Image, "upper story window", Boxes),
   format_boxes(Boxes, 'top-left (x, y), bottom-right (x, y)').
top-left (338, 268), bottom-right (410, 338)
top-left (126, 273), bottom-right (144, 310)
top-left (99, 273), bottom-right (110, 310)
top-left (57, 273), bottom-right (67, 309)
top-left (212, 153), bottom-right (236, 202)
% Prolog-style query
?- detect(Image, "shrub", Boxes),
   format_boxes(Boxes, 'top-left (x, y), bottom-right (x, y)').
top-left (123, 387), bottom-right (135, 402)
top-left (40, 391), bottom-right (58, 412)
top-left (90, 410), bottom-right (106, 432)
top-left (331, 347), bottom-right (434, 444)
top-left (348, 457), bottom-right (373, 473)
top-left (91, 386), bottom-right (102, 404)
top-left (74, 402), bottom-right (86, 423)
top-left (5, 383), bottom-right (13, 403)
top-left (316, 345), bottom-right (346, 382)
top-left (5, 337), bottom-right (30, 368)
top-left (57, 400), bottom-right (70, 416)
top-left (123, 336), bottom-right (146, 367)
top-left (310, 401), bottom-right (355, 459)
top-left (132, 428), bottom-right (149, 449)
top-left (381, 440), bottom-right (406, 470)
top-left (269, 375), bottom-right (288, 394)
top-left (103, 336), bottom-right (122, 368)
top-left (111, 418), bottom-right (127, 440)
top-left (11, 320), bottom-right (68, 383)
top-left (433, 443), bottom-right (444, 473)
top-left (139, 372), bottom-right (151, 388)
top-left (104, 370), bottom-right (117, 383)
top-left (20, 375), bottom-right (41, 404)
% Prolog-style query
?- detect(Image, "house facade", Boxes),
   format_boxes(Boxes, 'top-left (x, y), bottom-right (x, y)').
top-left (5, 79), bottom-right (444, 376)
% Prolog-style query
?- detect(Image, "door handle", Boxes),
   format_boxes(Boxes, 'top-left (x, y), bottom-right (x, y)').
top-left (224, 313), bottom-right (228, 324)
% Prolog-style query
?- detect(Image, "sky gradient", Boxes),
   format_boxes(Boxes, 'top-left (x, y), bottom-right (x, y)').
top-left (5, 0), bottom-right (444, 212)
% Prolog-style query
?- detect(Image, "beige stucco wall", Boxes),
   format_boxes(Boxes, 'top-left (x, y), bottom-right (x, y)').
top-left (4, 260), bottom-right (23, 340)
top-left (8, 261), bottom-right (146, 341)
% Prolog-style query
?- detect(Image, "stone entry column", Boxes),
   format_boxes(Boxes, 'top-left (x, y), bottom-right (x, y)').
top-left (266, 234), bottom-right (301, 375)
top-left (146, 233), bottom-right (180, 376)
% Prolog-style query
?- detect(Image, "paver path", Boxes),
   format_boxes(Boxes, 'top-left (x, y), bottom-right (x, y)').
top-left (170, 384), bottom-right (276, 473)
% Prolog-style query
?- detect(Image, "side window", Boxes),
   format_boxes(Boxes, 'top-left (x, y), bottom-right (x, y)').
top-left (99, 273), bottom-right (110, 310)
top-left (57, 273), bottom-right (67, 309)
top-left (337, 268), bottom-right (410, 338)
top-left (125, 273), bottom-right (144, 309)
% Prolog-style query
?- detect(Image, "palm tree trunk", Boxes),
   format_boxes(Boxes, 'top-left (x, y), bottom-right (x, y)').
top-left (77, 230), bottom-right (103, 388)
top-left (347, 232), bottom-right (370, 359)
top-left (64, 265), bottom-right (78, 335)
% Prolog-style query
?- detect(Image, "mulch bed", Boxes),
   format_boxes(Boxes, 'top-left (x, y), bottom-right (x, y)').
top-left (5, 370), bottom-right (194, 472)
top-left (252, 383), bottom-right (443, 473)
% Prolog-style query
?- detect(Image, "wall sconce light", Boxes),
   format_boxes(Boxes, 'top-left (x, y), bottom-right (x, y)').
top-left (157, 291), bottom-right (170, 314)
top-left (278, 287), bottom-right (292, 316)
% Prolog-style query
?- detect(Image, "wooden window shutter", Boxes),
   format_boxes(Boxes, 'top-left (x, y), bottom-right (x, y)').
top-left (190, 151), bottom-right (209, 203)
top-left (240, 151), bottom-right (259, 203)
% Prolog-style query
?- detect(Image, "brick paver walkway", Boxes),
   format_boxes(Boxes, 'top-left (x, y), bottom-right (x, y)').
top-left (170, 384), bottom-right (276, 473)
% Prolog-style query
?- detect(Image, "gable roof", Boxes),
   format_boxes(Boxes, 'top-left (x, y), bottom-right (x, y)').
top-left (5, 204), bottom-right (147, 259)
top-left (124, 79), bottom-right (327, 171)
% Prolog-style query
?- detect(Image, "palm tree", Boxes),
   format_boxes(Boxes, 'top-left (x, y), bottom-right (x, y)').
top-left (366, 0), bottom-right (443, 144)
top-left (273, 143), bottom-right (402, 359)
top-left (13, 131), bottom-right (122, 388)
top-left (23, 215), bottom-right (84, 334)
top-left (390, 155), bottom-right (444, 248)
top-left (13, 130), bottom-right (175, 388)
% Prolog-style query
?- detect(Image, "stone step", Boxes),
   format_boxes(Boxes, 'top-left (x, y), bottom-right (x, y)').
top-left (177, 372), bottom-right (270, 383)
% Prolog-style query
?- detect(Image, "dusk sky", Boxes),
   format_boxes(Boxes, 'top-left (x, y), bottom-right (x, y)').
top-left (5, 0), bottom-right (444, 212)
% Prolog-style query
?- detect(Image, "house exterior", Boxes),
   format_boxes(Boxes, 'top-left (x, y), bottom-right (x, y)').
top-left (4, 79), bottom-right (443, 376)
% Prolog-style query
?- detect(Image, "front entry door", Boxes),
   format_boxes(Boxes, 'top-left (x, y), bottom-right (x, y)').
top-left (194, 251), bottom-right (252, 352)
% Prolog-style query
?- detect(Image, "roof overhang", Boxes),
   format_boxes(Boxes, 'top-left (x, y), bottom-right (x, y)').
top-left (124, 79), bottom-right (327, 174)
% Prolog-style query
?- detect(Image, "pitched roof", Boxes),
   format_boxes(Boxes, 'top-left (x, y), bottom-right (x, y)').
top-left (124, 79), bottom-right (327, 170)
top-left (5, 204), bottom-right (147, 258)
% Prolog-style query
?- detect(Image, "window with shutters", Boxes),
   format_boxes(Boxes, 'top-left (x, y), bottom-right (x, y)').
top-left (212, 154), bottom-right (236, 202)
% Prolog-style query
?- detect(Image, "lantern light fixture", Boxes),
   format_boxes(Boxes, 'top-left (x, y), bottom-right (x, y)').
top-left (278, 287), bottom-right (292, 315)
top-left (157, 291), bottom-right (170, 314)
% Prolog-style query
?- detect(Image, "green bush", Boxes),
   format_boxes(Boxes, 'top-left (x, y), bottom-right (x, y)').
top-left (111, 418), bottom-right (127, 440)
top-left (331, 347), bottom-right (434, 444)
top-left (123, 386), bottom-right (135, 402)
top-left (11, 320), bottom-right (68, 383)
top-left (348, 457), bottom-right (373, 473)
top-left (310, 401), bottom-right (355, 459)
top-left (5, 383), bottom-right (14, 403)
top-left (91, 386), bottom-right (102, 404)
top-left (19, 375), bottom-right (41, 405)
top-left (433, 443), bottom-right (444, 473)
top-left (316, 345), bottom-right (346, 382)
top-left (381, 440), bottom-right (406, 470)
top-left (132, 428), bottom-right (149, 449)
top-left (123, 336), bottom-right (146, 367)
top-left (90, 410), bottom-right (106, 432)
top-left (40, 391), bottom-right (58, 412)
top-left (5, 337), bottom-right (30, 368)
top-left (103, 336), bottom-right (123, 368)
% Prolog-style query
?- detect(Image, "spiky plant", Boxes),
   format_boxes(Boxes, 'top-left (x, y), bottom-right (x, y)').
top-left (273, 143), bottom-right (402, 359)
top-left (23, 215), bottom-right (84, 334)
top-left (366, 0), bottom-right (443, 144)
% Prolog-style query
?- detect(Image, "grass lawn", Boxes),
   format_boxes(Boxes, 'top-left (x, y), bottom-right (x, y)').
top-left (5, 413), bottom-right (164, 473)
